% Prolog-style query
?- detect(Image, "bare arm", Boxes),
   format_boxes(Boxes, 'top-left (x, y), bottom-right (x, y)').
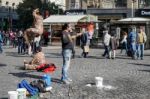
top-left (71, 32), bottom-right (83, 39)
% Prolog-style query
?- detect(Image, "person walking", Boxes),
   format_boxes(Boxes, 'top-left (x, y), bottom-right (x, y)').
top-left (120, 31), bottom-right (128, 54)
top-left (128, 28), bottom-right (137, 59)
top-left (102, 30), bottom-right (111, 58)
top-left (80, 28), bottom-right (90, 58)
top-left (109, 34), bottom-right (118, 59)
top-left (0, 31), bottom-right (3, 53)
top-left (136, 28), bottom-right (147, 60)
top-left (17, 30), bottom-right (23, 54)
top-left (61, 23), bottom-right (82, 84)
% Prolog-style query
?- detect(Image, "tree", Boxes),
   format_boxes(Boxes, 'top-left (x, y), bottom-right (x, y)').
top-left (16, 0), bottom-right (63, 29)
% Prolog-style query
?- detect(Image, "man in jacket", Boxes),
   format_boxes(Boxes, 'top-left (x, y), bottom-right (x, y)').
top-left (102, 30), bottom-right (111, 58)
top-left (128, 28), bottom-right (137, 59)
top-left (136, 28), bottom-right (147, 60)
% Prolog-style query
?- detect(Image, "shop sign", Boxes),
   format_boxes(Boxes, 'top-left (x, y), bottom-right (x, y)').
top-left (65, 10), bottom-right (86, 15)
top-left (138, 9), bottom-right (150, 17)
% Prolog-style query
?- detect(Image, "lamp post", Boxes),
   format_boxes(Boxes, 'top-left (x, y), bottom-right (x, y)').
top-left (41, 0), bottom-right (44, 18)
top-left (131, 0), bottom-right (136, 18)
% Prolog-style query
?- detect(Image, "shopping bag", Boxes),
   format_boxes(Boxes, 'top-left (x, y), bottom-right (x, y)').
top-left (84, 46), bottom-right (89, 52)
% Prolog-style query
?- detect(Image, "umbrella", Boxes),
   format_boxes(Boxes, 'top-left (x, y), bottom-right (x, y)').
top-left (118, 17), bottom-right (150, 22)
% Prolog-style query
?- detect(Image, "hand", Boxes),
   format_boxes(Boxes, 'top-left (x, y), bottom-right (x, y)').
top-left (76, 32), bottom-right (83, 37)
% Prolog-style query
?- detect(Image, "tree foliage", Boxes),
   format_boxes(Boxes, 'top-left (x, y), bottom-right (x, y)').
top-left (16, 0), bottom-right (63, 29)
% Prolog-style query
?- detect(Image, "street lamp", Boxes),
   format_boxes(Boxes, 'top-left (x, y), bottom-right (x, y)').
top-left (12, 3), bottom-right (15, 12)
top-left (131, 0), bottom-right (136, 18)
top-left (0, 0), bottom-right (2, 6)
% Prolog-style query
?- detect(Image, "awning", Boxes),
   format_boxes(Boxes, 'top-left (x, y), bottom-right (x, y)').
top-left (118, 17), bottom-right (150, 22)
top-left (43, 15), bottom-right (98, 25)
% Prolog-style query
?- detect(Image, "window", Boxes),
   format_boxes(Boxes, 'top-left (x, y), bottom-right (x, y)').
top-left (70, 0), bottom-right (75, 9)
top-left (115, 0), bottom-right (127, 8)
top-left (87, 0), bottom-right (127, 8)
top-left (139, 0), bottom-right (150, 8)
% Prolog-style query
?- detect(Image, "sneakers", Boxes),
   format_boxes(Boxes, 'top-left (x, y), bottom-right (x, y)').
top-left (62, 78), bottom-right (72, 84)
top-left (62, 80), bottom-right (71, 84)
top-left (67, 78), bottom-right (72, 82)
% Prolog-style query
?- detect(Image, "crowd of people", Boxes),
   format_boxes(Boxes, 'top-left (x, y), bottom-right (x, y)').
top-left (102, 27), bottom-right (147, 60)
top-left (0, 29), bottom-right (51, 54)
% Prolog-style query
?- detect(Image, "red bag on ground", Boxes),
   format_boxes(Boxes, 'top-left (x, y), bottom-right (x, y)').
top-left (36, 63), bottom-right (56, 73)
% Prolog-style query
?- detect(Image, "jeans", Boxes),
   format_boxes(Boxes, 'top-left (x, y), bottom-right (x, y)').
top-left (130, 42), bottom-right (136, 59)
top-left (121, 42), bottom-right (128, 54)
top-left (0, 43), bottom-right (3, 53)
top-left (137, 43), bottom-right (144, 59)
top-left (18, 39), bottom-right (22, 54)
top-left (103, 45), bottom-right (110, 57)
top-left (61, 49), bottom-right (72, 81)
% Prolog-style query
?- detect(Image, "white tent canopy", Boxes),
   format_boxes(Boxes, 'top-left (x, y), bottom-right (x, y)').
top-left (43, 15), bottom-right (98, 25)
top-left (118, 17), bottom-right (150, 22)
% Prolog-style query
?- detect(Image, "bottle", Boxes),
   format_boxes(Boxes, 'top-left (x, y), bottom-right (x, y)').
top-left (42, 74), bottom-right (51, 87)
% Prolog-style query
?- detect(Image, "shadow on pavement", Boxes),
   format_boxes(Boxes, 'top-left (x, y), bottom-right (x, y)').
top-left (0, 63), bottom-right (7, 67)
top-left (5, 52), bottom-right (29, 57)
top-left (116, 56), bottom-right (131, 60)
top-left (8, 72), bottom-right (42, 79)
top-left (45, 52), bottom-right (62, 58)
top-left (0, 98), bottom-right (8, 99)
top-left (51, 78), bottom-right (62, 84)
top-left (139, 70), bottom-right (150, 72)
top-left (129, 63), bottom-right (150, 67)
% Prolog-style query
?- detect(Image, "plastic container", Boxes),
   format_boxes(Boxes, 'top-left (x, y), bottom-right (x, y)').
top-left (42, 74), bottom-right (51, 87)
top-left (95, 77), bottom-right (103, 88)
top-left (8, 91), bottom-right (18, 99)
top-left (17, 88), bottom-right (27, 99)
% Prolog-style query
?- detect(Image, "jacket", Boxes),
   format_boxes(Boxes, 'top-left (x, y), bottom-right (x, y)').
top-left (103, 33), bottom-right (111, 46)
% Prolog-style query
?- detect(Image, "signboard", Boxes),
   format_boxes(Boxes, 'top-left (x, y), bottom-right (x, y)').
top-left (65, 9), bottom-right (86, 15)
top-left (137, 9), bottom-right (150, 17)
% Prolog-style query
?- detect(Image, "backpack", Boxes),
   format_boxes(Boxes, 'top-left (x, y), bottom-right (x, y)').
top-left (18, 79), bottom-right (39, 96)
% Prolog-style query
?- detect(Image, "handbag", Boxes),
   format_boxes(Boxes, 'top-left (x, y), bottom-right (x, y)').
top-left (83, 46), bottom-right (89, 52)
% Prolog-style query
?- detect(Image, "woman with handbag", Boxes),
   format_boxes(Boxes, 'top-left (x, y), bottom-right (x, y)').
top-left (80, 28), bottom-right (90, 58)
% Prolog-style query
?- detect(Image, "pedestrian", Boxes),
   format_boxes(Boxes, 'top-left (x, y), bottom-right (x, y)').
top-left (17, 30), bottom-right (23, 54)
top-left (136, 28), bottom-right (147, 60)
top-left (61, 23), bottom-right (82, 84)
top-left (102, 30), bottom-right (111, 58)
top-left (109, 34), bottom-right (118, 59)
top-left (80, 28), bottom-right (90, 58)
top-left (70, 29), bottom-right (76, 59)
top-left (32, 36), bottom-right (41, 54)
top-left (120, 31), bottom-right (128, 54)
top-left (128, 27), bottom-right (137, 59)
top-left (0, 30), bottom-right (3, 53)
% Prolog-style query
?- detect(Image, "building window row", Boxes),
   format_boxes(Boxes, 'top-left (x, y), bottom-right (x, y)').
top-left (87, 0), bottom-right (127, 9)
top-left (139, 0), bottom-right (150, 8)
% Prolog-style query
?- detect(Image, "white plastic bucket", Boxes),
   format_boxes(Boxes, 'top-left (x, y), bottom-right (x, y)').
top-left (17, 88), bottom-right (27, 99)
top-left (95, 77), bottom-right (103, 88)
top-left (8, 91), bottom-right (18, 99)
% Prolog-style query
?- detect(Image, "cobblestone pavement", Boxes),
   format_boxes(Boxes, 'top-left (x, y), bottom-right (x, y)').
top-left (0, 46), bottom-right (150, 99)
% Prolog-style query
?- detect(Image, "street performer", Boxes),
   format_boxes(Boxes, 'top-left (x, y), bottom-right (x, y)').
top-left (24, 8), bottom-right (43, 55)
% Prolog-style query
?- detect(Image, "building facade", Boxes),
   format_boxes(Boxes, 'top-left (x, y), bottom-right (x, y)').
top-left (65, 0), bottom-right (150, 48)
top-left (65, 0), bottom-right (150, 21)
top-left (0, 0), bottom-right (23, 30)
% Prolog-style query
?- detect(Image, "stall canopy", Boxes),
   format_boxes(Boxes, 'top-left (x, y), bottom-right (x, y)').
top-left (43, 15), bottom-right (98, 25)
top-left (118, 17), bottom-right (150, 22)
